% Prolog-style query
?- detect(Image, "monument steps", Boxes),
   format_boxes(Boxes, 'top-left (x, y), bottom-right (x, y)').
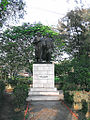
top-left (30, 87), bottom-right (57, 92)
top-left (27, 90), bottom-right (64, 101)
top-left (26, 94), bottom-right (64, 101)
top-left (28, 91), bottom-right (60, 95)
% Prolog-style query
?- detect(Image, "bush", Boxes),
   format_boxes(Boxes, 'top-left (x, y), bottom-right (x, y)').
top-left (55, 77), bottom-right (60, 84)
top-left (0, 80), bottom-right (5, 98)
top-left (64, 91), bottom-right (74, 105)
top-left (8, 77), bottom-right (32, 87)
top-left (13, 84), bottom-right (28, 108)
top-left (62, 82), bottom-right (78, 91)
top-left (8, 78), bottom-right (18, 87)
top-left (81, 99), bottom-right (88, 114)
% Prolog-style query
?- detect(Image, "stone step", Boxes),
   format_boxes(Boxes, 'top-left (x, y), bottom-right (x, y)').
top-left (28, 91), bottom-right (60, 95)
top-left (30, 87), bottom-right (57, 92)
top-left (26, 94), bottom-right (64, 101)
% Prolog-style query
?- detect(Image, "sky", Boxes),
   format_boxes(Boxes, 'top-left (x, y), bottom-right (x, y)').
top-left (0, 0), bottom-right (90, 26)
top-left (6, 0), bottom-right (89, 59)
top-left (0, 0), bottom-right (89, 59)
top-left (18, 0), bottom-right (90, 26)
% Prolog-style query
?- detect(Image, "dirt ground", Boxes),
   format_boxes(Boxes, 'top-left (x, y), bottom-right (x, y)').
top-left (0, 93), bottom-right (87, 120)
top-left (0, 93), bottom-right (24, 120)
top-left (27, 101), bottom-right (77, 120)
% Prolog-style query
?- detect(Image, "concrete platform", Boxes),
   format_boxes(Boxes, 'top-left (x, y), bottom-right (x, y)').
top-left (28, 91), bottom-right (60, 95)
top-left (27, 64), bottom-right (64, 101)
top-left (30, 87), bottom-right (57, 91)
top-left (26, 89), bottom-right (64, 101)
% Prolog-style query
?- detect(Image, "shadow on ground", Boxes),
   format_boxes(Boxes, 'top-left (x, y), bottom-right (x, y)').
top-left (1, 93), bottom-right (87, 120)
top-left (27, 101), bottom-right (75, 120)
top-left (0, 93), bottom-right (24, 120)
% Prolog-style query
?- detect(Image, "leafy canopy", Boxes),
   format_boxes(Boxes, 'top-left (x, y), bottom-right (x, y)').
top-left (0, 0), bottom-right (25, 28)
top-left (57, 8), bottom-right (90, 58)
top-left (0, 23), bottom-right (62, 78)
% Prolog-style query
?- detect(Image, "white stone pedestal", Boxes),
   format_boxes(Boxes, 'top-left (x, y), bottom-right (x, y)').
top-left (26, 64), bottom-right (63, 101)
top-left (33, 64), bottom-right (54, 88)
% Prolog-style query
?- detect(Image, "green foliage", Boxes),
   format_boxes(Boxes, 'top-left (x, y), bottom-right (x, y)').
top-left (64, 91), bottom-right (74, 105)
top-left (13, 84), bottom-right (28, 108)
top-left (56, 8), bottom-right (90, 92)
top-left (55, 56), bottom-right (90, 91)
top-left (55, 60), bottom-right (72, 76)
top-left (81, 99), bottom-right (88, 114)
top-left (55, 60), bottom-right (77, 91)
top-left (0, 80), bottom-right (5, 98)
top-left (8, 78), bottom-right (18, 87)
top-left (58, 8), bottom-right (90, 58)
top-left (7, 77), bottom-right (32, 87)
top-left (55, 77), bottom-right (60, 83)
top-left (63, 82), bottom-right (77, 91)
top-left (71, 57), bottom-right (90, 91)
top-left (0, 23), bottom-right (61, 80)
top-left (0, 0), bottom-right (9, 11)
top-left (0, 0), bottom-right (25, 27)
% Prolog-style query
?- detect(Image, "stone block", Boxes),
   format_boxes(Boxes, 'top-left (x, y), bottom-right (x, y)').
top-left (26, 90), bottom-right (64, 101)
top-left (33, 64), bottom-right (54, 88)
top-left (28, 91), bottom-right (60, 95)
top-left (30, 88), bottom-right (57, 91)
top-left (33, 84), bottom-right (43, 88)
top-left (27, 64), bottom-right (63, 101)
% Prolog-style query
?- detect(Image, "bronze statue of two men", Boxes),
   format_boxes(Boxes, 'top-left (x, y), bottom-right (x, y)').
top-left (33, 32), bottom-right (54, 63)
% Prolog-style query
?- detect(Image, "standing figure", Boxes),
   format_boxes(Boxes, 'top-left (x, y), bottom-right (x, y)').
top-left (33, 32), bottom-right (54, 63)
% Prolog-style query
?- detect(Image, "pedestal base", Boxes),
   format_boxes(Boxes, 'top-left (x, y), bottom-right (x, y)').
top-left (26, 88), bottom-right (64, 101)
top-left (26, 64), bottom-right (64, 101)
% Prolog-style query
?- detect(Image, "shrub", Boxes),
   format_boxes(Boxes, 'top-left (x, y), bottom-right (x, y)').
top-left (63, 82), bottom-right (77, 91)
top-left (64, 91), bottom-right (74, 105)
top-left (81, 99), bottom-right (88, 114)
top-left (0, 80), bottom-right (5, 98)
top-left (13, 84), bottom-right (28, 108)
top-left (55, 77), bottom-right (60, 84)
top-left (8, 78), bottom-right (18, 87)
top-left (8, 77), bottom-right (32, 87)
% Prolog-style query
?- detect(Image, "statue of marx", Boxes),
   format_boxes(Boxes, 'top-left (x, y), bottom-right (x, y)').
top-left (33, 32), bottom-right (54, 63)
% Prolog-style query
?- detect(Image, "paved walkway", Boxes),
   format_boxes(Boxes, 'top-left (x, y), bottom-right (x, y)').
top-left (27, 101), bottom-right (77, 120)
